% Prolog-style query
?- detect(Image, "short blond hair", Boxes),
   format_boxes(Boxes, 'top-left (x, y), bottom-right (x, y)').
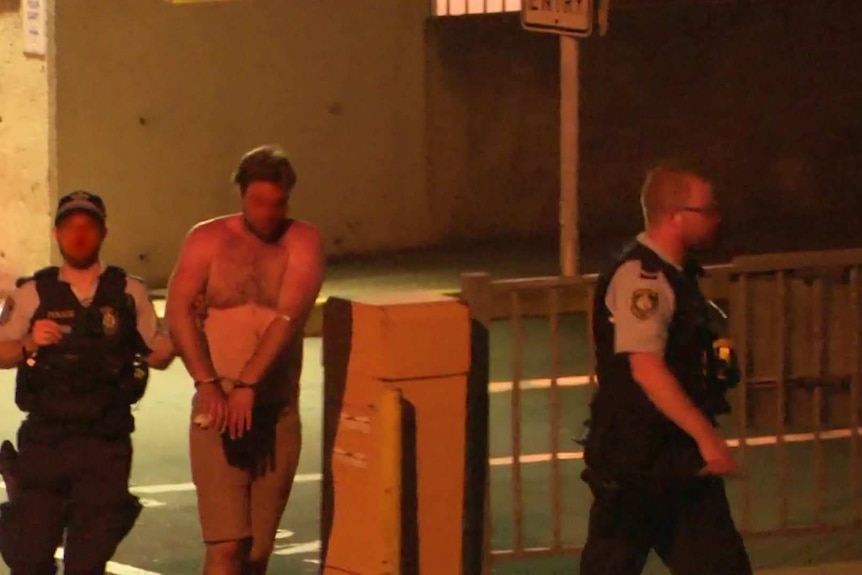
top-left (640, 161), bottom-right (707, 226)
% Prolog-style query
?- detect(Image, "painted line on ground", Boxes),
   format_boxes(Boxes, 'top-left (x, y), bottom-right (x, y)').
top-left (274, 540), bottom-right (321, 556)
top-left (12, 426), bottom-right (855, 495)
top-left (1, 472), bottom-right (322, 494)
top-left (272, 529), bottom-right (320, 558)
top-left (5, 429), bottom-right (860, 494)
top-left (127, 472), bottom-right (322, 495)
top-left (54, 547), bottom-right (159, 575)
top-left (488, 375), bottom-right (592, 393)
top-left (488, 426), bottom-right (862, 467)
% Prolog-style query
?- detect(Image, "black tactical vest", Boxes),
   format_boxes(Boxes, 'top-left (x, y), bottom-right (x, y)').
top-left (584, 240), bottom-right (722, 481)
top-left (15, 266), bottom-right (149, 439)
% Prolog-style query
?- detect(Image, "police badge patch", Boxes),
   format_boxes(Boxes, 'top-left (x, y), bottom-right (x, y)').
top-left (631, 289), bottom-right (659, 320)
top-left (101, 307), bottom-right (118, 335)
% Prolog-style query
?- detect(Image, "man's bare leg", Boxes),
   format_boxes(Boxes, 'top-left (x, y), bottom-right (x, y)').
top-left (204, 540), bottom-right (250, 575)
top-left (245, 557), bottom-right (269, 575)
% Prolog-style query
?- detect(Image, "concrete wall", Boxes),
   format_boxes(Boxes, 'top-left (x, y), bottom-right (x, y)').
top-left (55, 0), bottom-right (431, 286)
top-left (425, 14), bottom-right (560, 243)
top-left (11, 1), bottom-right (861, 287)
top-left (0, 0), bottom-right (55, 288)
top-left (425, 2), bottom-right (862, 256)
top-left (578, 1), bottom-right (862, 254)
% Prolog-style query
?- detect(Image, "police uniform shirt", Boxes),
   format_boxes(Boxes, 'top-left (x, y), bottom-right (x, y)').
top-left (0, 263), bottom-right (163, 348)
top-left (606, 232), bottom-right (680, 356)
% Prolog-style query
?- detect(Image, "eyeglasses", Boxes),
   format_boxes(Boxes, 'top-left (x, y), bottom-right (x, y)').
top-left (680, 203), bottom-right (720, 216)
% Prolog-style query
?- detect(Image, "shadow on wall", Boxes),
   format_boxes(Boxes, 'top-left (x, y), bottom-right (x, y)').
top-left (426, 2), bottom-right (862, 254)
top-left (577, 1), bottom-right (862, 244)
top-left (425, 14), bottom-right (561, 243)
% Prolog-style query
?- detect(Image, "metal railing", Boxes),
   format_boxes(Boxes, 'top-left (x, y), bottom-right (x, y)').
top-left (460, 248), bottom-right (862, 567)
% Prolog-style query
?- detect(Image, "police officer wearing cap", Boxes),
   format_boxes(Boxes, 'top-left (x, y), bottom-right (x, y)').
top-left (579, 163), bottom-right (752, 574)
top-left (0, 191), bottom-right (175, 575)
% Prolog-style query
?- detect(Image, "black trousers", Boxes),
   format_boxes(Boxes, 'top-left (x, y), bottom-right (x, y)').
top-left (580, 471), bottom-right (752, 575)
top-left (0, 428), bottom-right (142, 575)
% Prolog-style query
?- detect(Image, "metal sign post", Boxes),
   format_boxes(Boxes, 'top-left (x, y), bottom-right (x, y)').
top-left (560, 35), bottom-right (579, 278)
top-left (522, 0), bottom-right (603, 278)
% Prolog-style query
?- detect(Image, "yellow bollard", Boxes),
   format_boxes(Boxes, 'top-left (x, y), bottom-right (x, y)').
top-left (322, 291), bottom-right (482, 575)
top-left (379, 387), bottom-right (402, 575)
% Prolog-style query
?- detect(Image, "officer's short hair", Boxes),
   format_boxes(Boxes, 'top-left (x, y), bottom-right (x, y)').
top-left (640, 160), bottom-right (710, 226)
top-left (232, 145), bottom-right (297, 195)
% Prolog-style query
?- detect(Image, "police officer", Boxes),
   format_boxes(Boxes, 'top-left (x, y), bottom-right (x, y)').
top-left (579, 163), bottom-right (752, 574)
top-left (0, 191), bottom-right (174, 575)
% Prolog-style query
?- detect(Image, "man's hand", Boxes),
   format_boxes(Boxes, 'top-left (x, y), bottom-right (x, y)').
top-left (226, 386), bottom-right (255, 440)
top-left (28, 319), bottom-right (64, 349)
top-left (193, 381), bottom-right (228, 432)
top-left (697, 430), bottom-right (737, 476)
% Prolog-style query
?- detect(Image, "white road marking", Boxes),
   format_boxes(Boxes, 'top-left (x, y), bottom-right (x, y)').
top-left (3, 381), bottom-right (858, 495)
top-left (272, 528), bottom-right (320, 556)
top-left (4, 424), bottom-right (861, 494)
top-left (138, 498), bottom-right (166, 508)
top-left (129, 482), bottom-right (195, 495)
top-left (54, 547), bottom-right (160, 575)
top-left (2, 472), bottom-right (322, 495)
top-left (127, 472), bottom-right (322, 495)
top-left (489, 375), bottom-right (592, 393)
top-left (274, 540), bottom-right (321, 556)
top-left (488, 426), bottom-right (862, 466)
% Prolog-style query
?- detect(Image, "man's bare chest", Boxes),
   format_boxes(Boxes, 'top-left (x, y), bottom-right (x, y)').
top-left (206, 240), bottom-right (287, 308)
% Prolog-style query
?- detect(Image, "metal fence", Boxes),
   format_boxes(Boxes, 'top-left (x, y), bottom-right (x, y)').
top-left (460, 248), bottom-right (862, 568)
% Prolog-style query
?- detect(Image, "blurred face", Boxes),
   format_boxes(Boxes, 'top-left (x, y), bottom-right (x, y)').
top-left (54, 212), bottom-right (106, 269)
top-left (241, 181), bottom-right (289, 243)
top-left (677, 177), bottom-right (721, 252)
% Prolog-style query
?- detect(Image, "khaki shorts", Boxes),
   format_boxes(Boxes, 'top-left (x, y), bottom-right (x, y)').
top-left (189, 405), bottom-right (301, 554)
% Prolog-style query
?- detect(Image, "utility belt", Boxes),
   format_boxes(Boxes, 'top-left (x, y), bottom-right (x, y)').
top-left (17, 354), bottom-right (148, 414)
top-left (21, 409), bottom-right (133, 445)
top-left (583, 401), bottom-right (706, 483)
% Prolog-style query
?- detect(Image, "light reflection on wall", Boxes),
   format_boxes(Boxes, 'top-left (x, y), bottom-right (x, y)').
top-left (434, 0), bottom-right (522, 17)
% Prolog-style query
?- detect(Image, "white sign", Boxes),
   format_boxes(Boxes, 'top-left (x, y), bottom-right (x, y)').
top-left (22, 0), bottom-right (48, 57)
top-left (522, 0), bottom-right (594, 38)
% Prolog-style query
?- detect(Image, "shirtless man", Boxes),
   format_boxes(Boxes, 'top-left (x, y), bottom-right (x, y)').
top-left (165, 145), bottom-right (324, 575)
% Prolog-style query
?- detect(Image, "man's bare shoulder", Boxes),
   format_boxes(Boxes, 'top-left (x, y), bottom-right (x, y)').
top-left (187, 214), bottom-right (239, 236)
top-left (183, 214), bottom-right (242, 247)
top-left (283, 219), bottom-right (323, 251)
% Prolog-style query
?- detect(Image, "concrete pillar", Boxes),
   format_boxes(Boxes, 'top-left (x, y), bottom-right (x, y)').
top-left (322, 291), bottom-right (488, 574)
top-left (0, 0), bottom-right (57, 288)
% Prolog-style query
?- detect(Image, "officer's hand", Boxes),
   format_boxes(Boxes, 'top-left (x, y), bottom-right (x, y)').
top-left (194, 381), bottom-right (228, 432)
top-left (697, 431), bottom-right (737, 476)
top-left (29, 319), bottom-right (64, 347)
top-left (226, 387), bottom-right (255, 440)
